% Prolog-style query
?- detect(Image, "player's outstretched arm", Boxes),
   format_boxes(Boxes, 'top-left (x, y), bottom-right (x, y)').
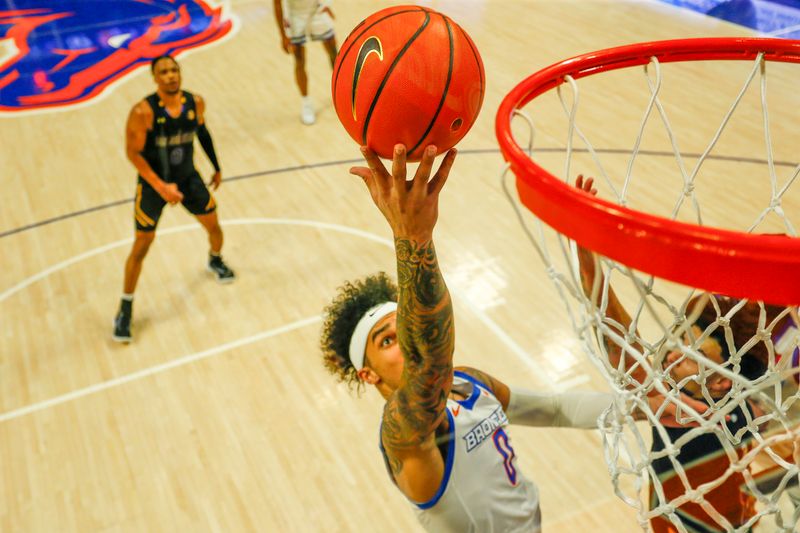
top-left (351, 144), bottom-right (457, 499)
top-left (575, 175), bottom-right (646, 383)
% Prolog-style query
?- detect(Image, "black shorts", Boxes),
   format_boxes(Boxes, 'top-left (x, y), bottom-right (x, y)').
top-left (134, 171), bottom-right (216, 232)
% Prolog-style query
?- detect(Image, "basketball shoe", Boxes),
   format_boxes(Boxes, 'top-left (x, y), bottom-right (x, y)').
top-left (112, 299), bottom-right (132, 343)
top-left (301, 96), bottom-right (316, 125)
top-left (208, 254), bottom-right (236, 283)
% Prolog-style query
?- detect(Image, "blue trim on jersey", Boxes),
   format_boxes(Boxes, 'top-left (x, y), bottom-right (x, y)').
top-left (415, 408), bottom-right (456, 510)
top-left (454, 370), bottom-right (490, 392)
top-left (453, 370), bottom-right (489, 410)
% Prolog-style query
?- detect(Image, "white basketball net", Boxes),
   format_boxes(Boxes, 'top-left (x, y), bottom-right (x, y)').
top-left (501, 52), bottom-right (800, 531)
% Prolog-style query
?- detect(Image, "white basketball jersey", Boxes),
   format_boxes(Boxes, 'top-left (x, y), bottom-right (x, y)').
top-left (284, 0), bottom-right (317, 12)
top-left (381, 371), bottom-right (541, 533)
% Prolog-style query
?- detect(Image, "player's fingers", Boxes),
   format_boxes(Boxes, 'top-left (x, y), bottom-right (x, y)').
top-left (681, 394), bottom-right (710, 416)
top-left (414, 144), bottom-right (436, 184)
top-left (349, 166), bottom-right (372, 182)
top-left (350, 166), bottom-right (379, 197)
top-left (428, 148), bottom-right (456, 195)
top-left (584, 177), bottom-right (598, 196)
top-left (391, 144), bottom-right (407, 186)
top-left (360, 146), bottom-right (390, 189)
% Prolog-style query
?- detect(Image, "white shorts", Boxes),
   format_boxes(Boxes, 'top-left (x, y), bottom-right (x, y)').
top-left (286, 3), bottom-right (335, 45)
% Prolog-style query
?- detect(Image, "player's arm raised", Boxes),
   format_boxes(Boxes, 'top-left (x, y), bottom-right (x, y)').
top-left (574, 175), bottom-right (645, 383)
top-left (125, 101), bottom-right (182, 204)
top-left (351, 144), bottom-right (457, 501)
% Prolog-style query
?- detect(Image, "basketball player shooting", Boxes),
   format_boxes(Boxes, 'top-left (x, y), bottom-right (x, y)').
top-left (319, 145), bottom-right (708, 531)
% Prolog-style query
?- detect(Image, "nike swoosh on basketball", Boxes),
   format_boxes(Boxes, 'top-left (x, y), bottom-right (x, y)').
top-left (351, 36), bottom-right (383, 120)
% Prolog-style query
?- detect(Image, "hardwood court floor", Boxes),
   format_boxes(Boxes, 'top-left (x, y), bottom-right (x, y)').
top-left (1, 1), bottom-right (798, 531)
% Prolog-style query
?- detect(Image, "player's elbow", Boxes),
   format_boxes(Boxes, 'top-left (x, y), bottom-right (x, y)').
top-left (125, 147), bottom-right (139, 163)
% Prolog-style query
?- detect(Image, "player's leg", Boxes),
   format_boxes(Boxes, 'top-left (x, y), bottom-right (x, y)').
top-left (321, 35), bottom-right (337, 68)
top-left (292, 42), bottom-right (309, 97)
top-left (113, 181), bottom-right (164, 343)
top-left (123, 231), bottom-right (157, 294)
top-left (292, 43), bottom-right (315, 125)
top-left (309, 9), bottom-right (336, 68)
top-left (197, 210), bottom-right (235, 283)
top-left (181, 172), bottom-right (235, 283)
top-left (284, 8), bottom-right (314, 124)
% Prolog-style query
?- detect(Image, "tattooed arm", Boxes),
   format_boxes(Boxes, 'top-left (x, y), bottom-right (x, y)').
top-left (351, 144), bottom-right (457, 502)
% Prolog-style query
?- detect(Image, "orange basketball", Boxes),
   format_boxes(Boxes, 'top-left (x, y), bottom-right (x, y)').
top-left (332, 5), bottom-right (485, 161)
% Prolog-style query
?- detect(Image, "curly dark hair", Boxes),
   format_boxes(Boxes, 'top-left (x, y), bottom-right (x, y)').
top-left (320, 272), bottom-right (398, 392)
top-left (687, 294), bottom-right (788, 381)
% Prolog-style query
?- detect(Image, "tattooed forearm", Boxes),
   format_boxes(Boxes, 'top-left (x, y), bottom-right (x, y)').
top-left (382, 237), bottom-right (455, 450)
top-left (395, 238), bottom-right (453, 363)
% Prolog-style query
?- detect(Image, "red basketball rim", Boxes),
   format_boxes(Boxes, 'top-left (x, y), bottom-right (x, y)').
top-left (496, 37), bottom-right (800, 306)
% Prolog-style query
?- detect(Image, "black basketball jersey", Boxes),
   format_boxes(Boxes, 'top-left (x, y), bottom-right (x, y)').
top-left (142, 90), bottom-right (198, 182)
top-left (649, 398), bottom-right (757, 530)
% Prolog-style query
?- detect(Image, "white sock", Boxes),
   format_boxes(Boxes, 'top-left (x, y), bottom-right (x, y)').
top-left (302, 96), bottom-right (312, 105)
top-left (121, 293), bottom-right (134, 302)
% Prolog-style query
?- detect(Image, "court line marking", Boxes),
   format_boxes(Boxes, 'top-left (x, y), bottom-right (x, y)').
top-left (0, 218), bottom-right (390, 303)
top-left (2, 148), bottom-right (796, 239)
top-left (1, 217), bottom-right (582, 422)
top-left (0, 315), bottom-right (321, 423)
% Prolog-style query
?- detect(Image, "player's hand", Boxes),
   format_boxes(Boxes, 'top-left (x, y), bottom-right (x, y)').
top-left (157, 182), bottom-right (184, 204)
top-left (281, 33), bottom-right (293, 54)
top-left (350, 144), bottom-right (456, 241)
top-left (208, 171), bottom-right (222, 191)
top-left (643, 389), bottom-right (716, 428)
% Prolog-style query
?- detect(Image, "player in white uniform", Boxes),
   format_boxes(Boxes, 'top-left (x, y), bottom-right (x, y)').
top-left (382, 369), bottom-right (619, 532)
top-left (320, 144), bottom-right (692, 531)
top-left (273, 0), bottom-right (337, 125)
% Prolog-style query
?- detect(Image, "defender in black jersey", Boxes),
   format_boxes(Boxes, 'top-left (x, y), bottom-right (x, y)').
top-left (113, 55), bottom-right (235, 343)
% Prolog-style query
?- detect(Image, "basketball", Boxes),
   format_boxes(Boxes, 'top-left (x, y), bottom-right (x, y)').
top-left (331, 5), bottom-right (485, 161)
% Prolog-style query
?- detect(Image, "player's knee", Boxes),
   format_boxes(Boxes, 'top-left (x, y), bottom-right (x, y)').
top-left (132, 232), bottom-right (155, 258)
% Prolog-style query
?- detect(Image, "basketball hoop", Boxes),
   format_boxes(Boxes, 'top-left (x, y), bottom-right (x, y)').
top-left (496, 37), bottom-right (800, 532)
top-left (497, 38), bottom-right (800, 306)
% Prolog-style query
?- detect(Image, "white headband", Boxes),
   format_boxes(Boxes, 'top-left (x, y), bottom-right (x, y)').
top-left (348, 302), bottom-right (398, 369)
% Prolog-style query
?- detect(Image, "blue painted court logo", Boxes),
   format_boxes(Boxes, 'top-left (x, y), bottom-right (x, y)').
top-left (0, 1), bottom-right (235, 113)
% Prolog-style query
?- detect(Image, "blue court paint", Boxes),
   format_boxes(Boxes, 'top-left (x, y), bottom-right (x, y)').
top-left (0, 0), bottom-right (235, 113)
top-left (658, 0), bottom-right (800, 38)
